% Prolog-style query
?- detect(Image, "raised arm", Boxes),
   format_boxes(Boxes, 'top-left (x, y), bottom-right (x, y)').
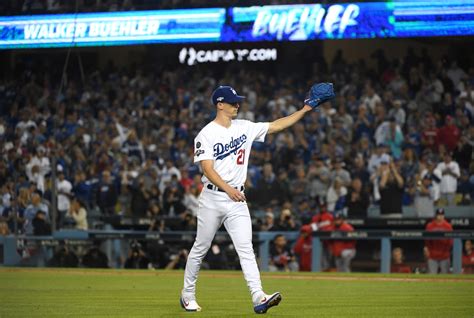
top-left (269, 82), bottom-right (335, 134)
top-left (267, 105), bottom-right (312, 134)
top-left (200, 160), bottom-right (246, 202)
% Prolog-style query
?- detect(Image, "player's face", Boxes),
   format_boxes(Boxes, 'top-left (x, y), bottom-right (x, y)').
top-left (223, 102), bottom-right (240, 118)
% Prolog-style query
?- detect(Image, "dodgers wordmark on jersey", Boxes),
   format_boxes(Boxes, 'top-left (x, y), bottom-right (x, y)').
top-left (193, 119), bottom-right (269, 187)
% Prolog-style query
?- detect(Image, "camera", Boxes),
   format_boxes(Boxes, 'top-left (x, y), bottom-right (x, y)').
top-left (130, 240), bottom-right (142, 253)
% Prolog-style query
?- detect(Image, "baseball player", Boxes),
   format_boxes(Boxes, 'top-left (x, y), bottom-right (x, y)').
top-left (180, 84), bottom-right (334, 314)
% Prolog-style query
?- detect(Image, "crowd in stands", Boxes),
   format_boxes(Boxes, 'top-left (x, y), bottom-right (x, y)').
top-left (0, 46), bottom-right (473, 272)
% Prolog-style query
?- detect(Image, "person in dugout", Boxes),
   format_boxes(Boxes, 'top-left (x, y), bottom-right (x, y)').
top-left (310, 201), bottom-right (334, 271)
top-left (424, 208), bottom-right (453, 274)
top-left (293, 224), bottom-right (314, 272)
top-left (328, 213), bottom-right (356, 272)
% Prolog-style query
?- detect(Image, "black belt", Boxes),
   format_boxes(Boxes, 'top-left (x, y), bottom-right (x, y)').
top-left (206, 184), bottom-right (244, 192)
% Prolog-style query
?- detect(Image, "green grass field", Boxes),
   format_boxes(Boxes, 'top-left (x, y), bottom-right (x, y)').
top-left (0, 269), bottom-right (473, 318)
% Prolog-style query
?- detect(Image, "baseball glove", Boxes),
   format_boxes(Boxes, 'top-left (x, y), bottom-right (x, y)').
top-left (304, 82), bottom-right (335, 109)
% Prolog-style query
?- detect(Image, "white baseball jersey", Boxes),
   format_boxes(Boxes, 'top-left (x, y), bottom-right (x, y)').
top-left (193, 119), bottom-right (269, 187)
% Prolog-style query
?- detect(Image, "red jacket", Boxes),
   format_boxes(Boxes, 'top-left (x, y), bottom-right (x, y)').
top-left (328, 222), bottom-right (356, 257)
top-left (437, 125), bottom-right (460, 151)
top-left (311, 212), bottom-right (334, 231)
top-left (462, 252), bottom-right (474, 274)
top-left (425, 220), bottom-right (453, 260)
top-left (293, 235), bottom-right (312, 271)
top-left (391, 264), bottom-right (411, 273)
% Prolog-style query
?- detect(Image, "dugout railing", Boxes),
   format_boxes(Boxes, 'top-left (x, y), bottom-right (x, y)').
top-left (1, 230), bottom-right (473, 274)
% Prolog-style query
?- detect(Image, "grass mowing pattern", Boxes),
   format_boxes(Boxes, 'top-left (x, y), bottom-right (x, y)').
top-left (0, 269), bottom-right (473, 317)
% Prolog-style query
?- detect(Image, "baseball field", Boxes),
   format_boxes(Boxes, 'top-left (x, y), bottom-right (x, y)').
top-left (0, 269), bottom-right (472, 318)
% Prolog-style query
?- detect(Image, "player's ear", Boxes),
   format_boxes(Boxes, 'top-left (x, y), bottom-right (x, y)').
top-left (216, 102), bottom-right (224, 110)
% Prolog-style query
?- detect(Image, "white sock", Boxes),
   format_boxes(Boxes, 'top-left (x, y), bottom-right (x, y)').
top-left (252, 291), bottom-right (265, 305)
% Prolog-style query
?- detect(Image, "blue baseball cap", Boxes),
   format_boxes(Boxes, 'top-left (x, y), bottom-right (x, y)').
top-left (211, 86), bottom-right (245, 105)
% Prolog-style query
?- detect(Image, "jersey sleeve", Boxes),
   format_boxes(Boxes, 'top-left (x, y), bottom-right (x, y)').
top-left (249, 121), bottom-right (269, 143)
top-left (193, 133), bottom-right (214, 163)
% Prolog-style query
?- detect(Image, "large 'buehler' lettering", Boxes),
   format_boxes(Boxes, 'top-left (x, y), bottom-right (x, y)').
top-left (213, 134), bottom-right (247, 160)
top-left (252, 4), bottom-right (359, 40)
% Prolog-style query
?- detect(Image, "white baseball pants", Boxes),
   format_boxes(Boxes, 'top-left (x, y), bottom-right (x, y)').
top-left (182, 188), bottom-right (263, 300)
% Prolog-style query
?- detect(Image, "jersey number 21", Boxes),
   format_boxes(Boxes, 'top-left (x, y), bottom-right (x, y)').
top-left (237, 149), bottom-right (245, 165)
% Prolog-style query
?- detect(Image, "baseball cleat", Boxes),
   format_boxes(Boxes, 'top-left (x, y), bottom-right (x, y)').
top-left (180, 296), bottom-right (202, 312)
top-left (253, 292), bottom-right (282, 314)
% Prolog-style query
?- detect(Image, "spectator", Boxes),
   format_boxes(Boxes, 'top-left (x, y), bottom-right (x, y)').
top-left (413, 174), bottom-right (436, 218)
top-left (253, 163), bottom-right (284, 207)
top-left (379, 159), bottom-right (404, 215)
top-left (328, 213), bottom-right (356, 272)
top-left (330, 158), bottom-right (351, 186)
top-left (163, 174), bottom-right (186, 216)
top-left (293, 224), bottom-right (313, 272)
top-left (390, 247), bottom-right (411, 273)
top-left (420, 158), bottom-right (442, 203)
top-left (276, 208), bottom-right (298, 231)
top-left (437, 116), bottom-right (461, 152)
top-left (350, 153), bottom-right (370, 188)
top-left (457, 171), bottom-right (474, 205)
top-left (0, 221), bottom-right (10, 235)
top-left (387, 100), bottom-right (406, 127)
top-left (308, 156), bottom-right (331, 201)
top-left (345, 178), bottom-right (369, 218)
top-left (32, 210), bottom-right (51, 235)
top-left (177, 212), bottom-right (196, 231)
top-left (462, 240), bottom-right (474, 274)
top-left (72, 171), bottom-right (94, 209)
top-left (375, 118), bottom-right (404, 160)
top-left (361, 84), bottom-right (382, 113)
top-left (326, 178), bottom-right (347, 214)
top-left (269, 234), bottom-right (298, 272)
top-left (261, 211), bottom-right (277, 232)
top-left (453, 126), bottom-right (474, 170)
top-left (25, 146), bottom-right (50, 193)
top-left (23, 192), bottom-right (49, 235)
top-left (129, 176), bottom-right (151, 217)
top-left (159, 160), bottom-right (181, 193)
top-left (183, 185), bottom-right (200, 217)
top-left (66, 198), bottom-right (88, 230)
top-left (294, 199), bottom-right (312, 226)
top-left (290, 168), bottom-right (310, 205)
top-left (368, 144), bottom-right (390, 175)
top-left (96, 170), bottom-right (118, 216)
top-left (147, 202), bottom-right (165, 232)
top-left (435, 153), bottom-right (460, 206)
top-left (56, 170), bottom-right (72, 226)
top-left (424, 208), bottom-right (453, 274)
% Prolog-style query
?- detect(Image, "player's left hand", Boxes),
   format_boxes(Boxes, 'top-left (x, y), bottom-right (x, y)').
top-left (304, 82), bottom-right (335, 109)
top-left (226, 187), bottom-right (246, 202)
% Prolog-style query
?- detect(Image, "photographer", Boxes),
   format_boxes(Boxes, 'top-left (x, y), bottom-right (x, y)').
top-left (166, 249), bottom-right (188, 269)
top-left (124, 240), bottom-right (150, 269)
top-left (276, 209), bottom-right (297, 231)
